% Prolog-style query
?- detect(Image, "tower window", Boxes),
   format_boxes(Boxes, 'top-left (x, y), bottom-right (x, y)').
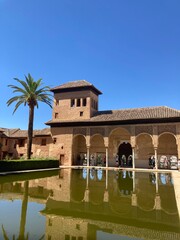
top-left (55, 99), bottom-right (59, 105)
top-left (55, 112), bottom-right (58, 118)
top-left (82, 98), bottom-right (87, 106)
top-left (71, 99), bottom-right (75, 107)
top-left (77, 98), bottom-right (81, 107)
top-left (80, 111), bottom-right (83, 117)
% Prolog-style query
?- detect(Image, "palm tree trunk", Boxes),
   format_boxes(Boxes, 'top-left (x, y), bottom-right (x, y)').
top-left (27, 105), bottom-right (34, 159)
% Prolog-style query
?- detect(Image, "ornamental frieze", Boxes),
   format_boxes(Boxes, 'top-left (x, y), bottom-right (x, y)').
top-left (108, 126), bottom-right (131, 136)
top-left (90, 127), bottom-right (105, 136)
top-left (135, 126), bottom-right (153, 136)
top-left (73, 127), bottom-right (87, 136)
top-left (158, 125), bottom-right (176, 135)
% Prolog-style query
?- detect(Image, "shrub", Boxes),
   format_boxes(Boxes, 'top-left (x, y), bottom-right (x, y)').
top-left (0, 159), bottom-right (59, 172)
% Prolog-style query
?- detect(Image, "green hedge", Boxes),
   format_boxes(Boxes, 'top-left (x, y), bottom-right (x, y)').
top-left (0, 159), bottom-right (59, 172)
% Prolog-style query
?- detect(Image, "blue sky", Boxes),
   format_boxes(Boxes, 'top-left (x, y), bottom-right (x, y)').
top-left (0, 0), bottom-right (180, 129)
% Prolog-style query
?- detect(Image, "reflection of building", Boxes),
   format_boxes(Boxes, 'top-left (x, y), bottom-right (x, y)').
top-left (1, 169), bottom-right (180, 239)
top-left (40, 169), bottom-right (180, 240)
top-left (1, 80), bottom-right (180, 169)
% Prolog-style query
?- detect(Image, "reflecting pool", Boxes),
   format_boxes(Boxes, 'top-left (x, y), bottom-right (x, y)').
top-left (0, 169), bottom-right (180, 240)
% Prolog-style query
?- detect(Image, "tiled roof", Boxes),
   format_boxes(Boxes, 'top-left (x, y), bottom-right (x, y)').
top-left (33, 128), bottom-right (51, 136)
top-left (51, 80), bottom-right (92, 90)
top-left (0, 128), bottom-right (51, 138)
top-left (46, 106), bottom-right (180, 125)
top-left (91, 106), bottom-right (180, 121)
top-left (0, 128), bottom-right (20, 137)
top-left (51, 80), bottom-right (102, 94)
top-left (10, 130), bottom-right (28, 138)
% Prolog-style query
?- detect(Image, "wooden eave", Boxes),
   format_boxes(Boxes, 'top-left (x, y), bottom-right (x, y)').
top-left (51, 85), bottom-right (102, 95)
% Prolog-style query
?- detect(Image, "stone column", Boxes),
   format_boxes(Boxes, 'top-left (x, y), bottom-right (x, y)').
top-left (105, 147), bottom-right (109, 168)
top-left (154, 147), bottom-right (158, 170)
top-left (130, 133), bottom-right (136, 169)
top-left (86, 128), bottom-right (90, 167)
top-left (104, 135), bottom-right (109, 168)
top-left (87, 146), bottom-right (90, 167)
top-left (177, 141), bottom-right (180, 160)
top-left (132, 147), bottom-right (135, 169)
top-left (153, 126), bottom-right (158, 170)
top-left (176, 124), bottom-right (180, 160)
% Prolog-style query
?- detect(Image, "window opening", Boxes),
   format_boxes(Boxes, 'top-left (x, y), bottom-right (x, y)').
top-left (71, 99), bottom-right (75, 107)
top-left (82, 98), bottom-right (87, 106)
top-left (77, 98), bottom-right (81, 107)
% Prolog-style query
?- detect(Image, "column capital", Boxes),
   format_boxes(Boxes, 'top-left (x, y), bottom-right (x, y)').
top-left (130, 136), bottom-right (136, 148)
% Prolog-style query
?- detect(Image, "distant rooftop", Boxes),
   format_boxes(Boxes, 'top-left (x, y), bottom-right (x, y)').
top-left (0, 128), bottom-right (51, 138)
top-left (51, 80), bottom-right (102, 95)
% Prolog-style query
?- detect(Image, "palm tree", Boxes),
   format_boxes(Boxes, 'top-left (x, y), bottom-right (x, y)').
top-left (7, 74), bottom-right (52, 159)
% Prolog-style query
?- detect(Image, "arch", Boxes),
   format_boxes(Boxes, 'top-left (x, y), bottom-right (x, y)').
top-left (136, 132), bottom-right (153, 141)
top-left (72, 134), bottom-right (87, 165)
top-left (136, 133), bottom-right (154, 168)
top-left (109, 127), bottom-right (131, 138)
top-left (158, 132), bottom-right (177, 142)
top-left (158, 133), bottom-right (178, 161)
top-left (90, 134), bottom-right (105, 166)
top-left (108, 127), bottom-right (131, 167)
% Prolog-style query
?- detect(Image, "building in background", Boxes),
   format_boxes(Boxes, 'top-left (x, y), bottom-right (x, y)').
top-left (1, 80), bottom-right (180, 169)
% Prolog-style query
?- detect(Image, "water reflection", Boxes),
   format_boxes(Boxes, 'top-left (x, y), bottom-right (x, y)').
top-left (0, 169), bottom-right (180, 240)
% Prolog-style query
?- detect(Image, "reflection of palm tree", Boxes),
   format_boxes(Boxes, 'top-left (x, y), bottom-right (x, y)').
top-left (1, 181), bottom-right (44, 240)
top-left (18, 181), bottom-right (29, 240)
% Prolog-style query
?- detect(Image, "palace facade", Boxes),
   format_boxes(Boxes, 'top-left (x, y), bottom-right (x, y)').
top-left (1, 80), bottom-right (180, 169)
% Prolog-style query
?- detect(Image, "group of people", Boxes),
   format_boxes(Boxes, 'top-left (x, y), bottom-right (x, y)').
top-left (115, 154), bottom-right (132, 167)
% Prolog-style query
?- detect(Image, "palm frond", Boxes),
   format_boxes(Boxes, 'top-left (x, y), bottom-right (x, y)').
top-left (13, 78), bottom-right (30, 94)
top-left (7, 96), bottom-right (23, 106)
top-left (13, 100), bottom-right (25, 114)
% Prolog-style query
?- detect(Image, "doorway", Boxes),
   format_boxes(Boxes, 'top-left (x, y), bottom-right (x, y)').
top-left (118, 142), bottom-right (132, 166)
